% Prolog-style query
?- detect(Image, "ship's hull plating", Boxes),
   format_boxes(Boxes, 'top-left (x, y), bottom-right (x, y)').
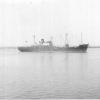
top-left (18, 44), bottom-right (88, 53)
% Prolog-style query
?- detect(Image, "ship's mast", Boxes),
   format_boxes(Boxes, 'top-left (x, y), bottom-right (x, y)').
top-left (81, 32), bottom-right (83, 44)
top-left (33, 33), bottom-right (36, 45)
top-left (50, 36), bottom-right (53, 42)
top-left (65, 33), bottom-right (69, 45)
top-left (50, 36), bottom-right (53, 46)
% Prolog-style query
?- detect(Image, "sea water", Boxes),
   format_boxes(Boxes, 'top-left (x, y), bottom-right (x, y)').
top-left (0, 48), bottom-right (100, 99)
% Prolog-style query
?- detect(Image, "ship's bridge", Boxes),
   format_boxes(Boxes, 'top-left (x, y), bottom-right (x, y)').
top-left (39, 39), bottom-right (53, 46)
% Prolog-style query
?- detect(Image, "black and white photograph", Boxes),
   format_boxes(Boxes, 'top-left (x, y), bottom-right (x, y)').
top-left (0, 0), bottom-right (100, 99)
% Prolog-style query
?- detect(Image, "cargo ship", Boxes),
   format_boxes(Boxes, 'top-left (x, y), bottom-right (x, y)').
top-left (18, 33), bottom-right (88, 53)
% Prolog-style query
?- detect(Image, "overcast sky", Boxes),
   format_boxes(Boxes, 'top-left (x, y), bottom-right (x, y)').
top-left (0, 0), bottom-right (100, 46)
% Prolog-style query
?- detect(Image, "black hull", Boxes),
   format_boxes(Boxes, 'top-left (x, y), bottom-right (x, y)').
top-left (18, 44), bottom-right (88, 53)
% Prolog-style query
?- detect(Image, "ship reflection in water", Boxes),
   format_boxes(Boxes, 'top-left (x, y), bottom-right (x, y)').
top-left (0, 48), bottom-right (100, 99)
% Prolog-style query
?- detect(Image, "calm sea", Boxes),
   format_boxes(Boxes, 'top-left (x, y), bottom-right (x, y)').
top-left (0, 48), bottom-right (100, 99)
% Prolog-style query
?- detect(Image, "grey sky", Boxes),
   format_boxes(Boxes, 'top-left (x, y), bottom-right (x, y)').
top-left (0, 0), bottom-right (100, 46)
